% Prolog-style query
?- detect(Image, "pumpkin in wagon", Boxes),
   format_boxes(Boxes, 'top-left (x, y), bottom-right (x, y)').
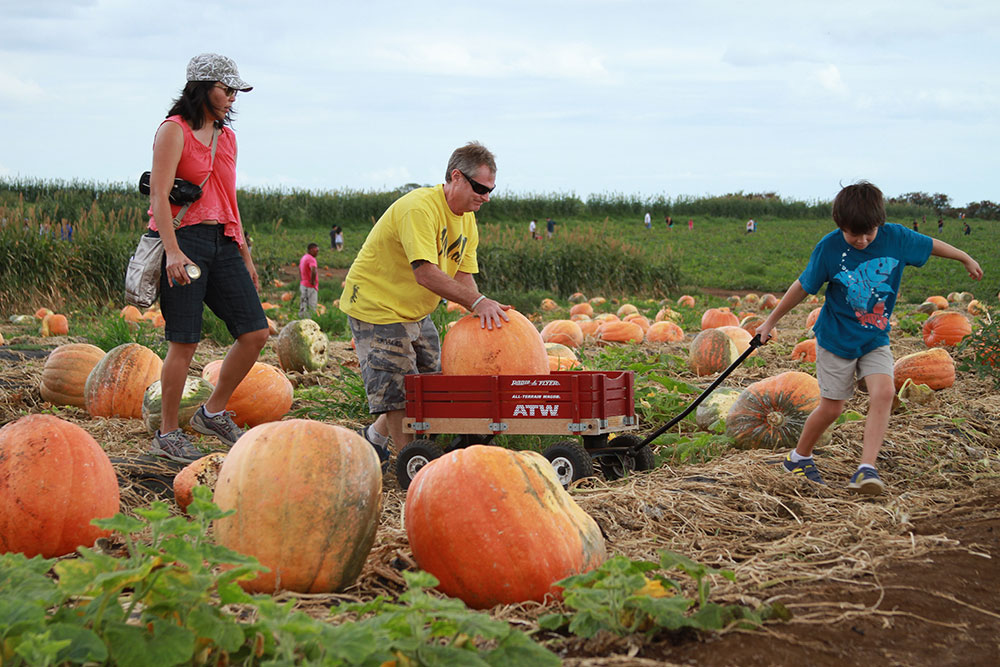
top-left (442, 309), bottom-right (548, 375)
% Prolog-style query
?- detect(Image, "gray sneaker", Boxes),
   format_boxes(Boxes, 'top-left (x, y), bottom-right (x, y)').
top-left (151, 429), bottom-right (205, 463)
top-left (189, 406), bottom-right (245, 447)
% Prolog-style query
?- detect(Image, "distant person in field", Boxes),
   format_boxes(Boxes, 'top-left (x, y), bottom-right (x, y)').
top-left (686, 218), bottom-right (692, 230)
top-left (330, 224), bottom-right (344, 251)
top-left (546, 216), bottom-right (556, 238)
top-left (964, 221), bottom-right (971, 235)
top-left (340, 142), bottom-right (509, 466)
top-left (299, 242), bottom-right (319, 317)
top-left (644, 211), bottom-right (652, 229)
top-left (912, 218), bottom-right (918, 231)
top-left (664, 214), bottom-right (672, 230)
top-left (938, 217), bottom-right (944, 233)
top-left (146, 53), bottom-right (268, 463)
top-left (756, 180), bottom-right (982, 496)
top-left (746, 219), bottom-right (755, 234)
top-left (529, 218), bottom-right (538, 240)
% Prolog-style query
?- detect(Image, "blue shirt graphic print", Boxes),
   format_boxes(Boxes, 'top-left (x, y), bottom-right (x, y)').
top-left (798, 224), bottom-right (932, 359)
top-left (835, 256), bottom-right (898, 331)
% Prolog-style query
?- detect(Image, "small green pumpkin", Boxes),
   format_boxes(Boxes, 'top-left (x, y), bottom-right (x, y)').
top-left (142, 377), bottom-right (214, 434)
top-left (276, 319), bottom-right (329, 372)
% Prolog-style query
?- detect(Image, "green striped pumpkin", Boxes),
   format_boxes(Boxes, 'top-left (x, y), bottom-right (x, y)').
top-left (688, 328), bottom-right (739, 376)
top-left (725, 371), bottom-right (820, 449)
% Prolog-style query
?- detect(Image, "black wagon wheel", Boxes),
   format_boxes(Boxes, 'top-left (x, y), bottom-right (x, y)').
top-left (542, 440), bottom-right (595, 487)
top-left (600, 433), bottom-right (657, 481)
top-left (396, 439), bottom-right (444, 490)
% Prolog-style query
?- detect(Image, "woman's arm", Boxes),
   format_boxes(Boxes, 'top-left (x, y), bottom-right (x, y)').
top-left (149, 122), bottom-right (195, 286)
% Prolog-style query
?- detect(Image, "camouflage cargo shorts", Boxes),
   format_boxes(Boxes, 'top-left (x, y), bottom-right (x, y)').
top-left (348, 316), bottom-right (441, 413)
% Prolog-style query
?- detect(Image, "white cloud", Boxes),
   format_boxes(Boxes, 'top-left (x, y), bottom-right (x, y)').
top-left (361, 166), bottom-right (413, 189)
top-left (814, 64), bottom-right (848, 96)
top-left (369, 35), bottom-right (610, 81)
top-left (0, 70), bottom-right (45, 102)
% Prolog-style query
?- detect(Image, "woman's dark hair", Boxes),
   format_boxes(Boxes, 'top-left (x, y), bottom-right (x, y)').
top-left (166, 81), bottom-right (235, 129)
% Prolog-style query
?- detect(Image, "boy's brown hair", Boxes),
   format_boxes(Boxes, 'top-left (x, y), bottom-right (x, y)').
top-left (832, 181), bottom-right (886, 234)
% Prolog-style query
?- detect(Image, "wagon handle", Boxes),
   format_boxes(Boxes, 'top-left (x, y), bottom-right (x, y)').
top-left (635, 333), bottom-right (764, 450)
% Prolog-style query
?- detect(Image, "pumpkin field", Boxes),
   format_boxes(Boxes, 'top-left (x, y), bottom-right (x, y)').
top-left (2, 187), bottom-right (1000, 665)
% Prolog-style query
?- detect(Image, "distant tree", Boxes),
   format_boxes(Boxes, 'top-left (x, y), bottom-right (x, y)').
top-left (931, 193), bottom-right (951, 211)
top-left (964, 201), bottom-right (999, 220)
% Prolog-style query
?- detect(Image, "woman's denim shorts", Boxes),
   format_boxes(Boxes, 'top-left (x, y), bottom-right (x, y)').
top-left (153, 224), bottom-right (267, 343)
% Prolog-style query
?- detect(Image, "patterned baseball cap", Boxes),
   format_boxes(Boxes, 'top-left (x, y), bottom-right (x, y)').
top-left (186, 53), bottom-right (253, 92)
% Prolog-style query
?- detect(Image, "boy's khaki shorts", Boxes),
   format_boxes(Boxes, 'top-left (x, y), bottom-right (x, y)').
top-left (348, 316), bottom-right (440, 414)
top-left (815, 344), bottom-right (894, 400)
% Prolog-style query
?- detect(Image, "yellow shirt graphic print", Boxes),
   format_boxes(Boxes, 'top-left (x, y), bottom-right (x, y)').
top-left (339, 185), bottom-right (479, 324)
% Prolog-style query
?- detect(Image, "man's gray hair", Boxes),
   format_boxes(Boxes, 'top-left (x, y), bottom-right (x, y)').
top-left (445, 142), bottom-right (496, 182)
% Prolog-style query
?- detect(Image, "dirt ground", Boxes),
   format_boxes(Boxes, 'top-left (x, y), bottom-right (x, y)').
top-left (600, 495), bottom-right (1000, 666)
top-left (2, 297), bottom-right (999, 666)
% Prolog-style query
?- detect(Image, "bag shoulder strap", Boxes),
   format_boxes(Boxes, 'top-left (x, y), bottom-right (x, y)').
top-left (172, 126), bottom-right (221, 229)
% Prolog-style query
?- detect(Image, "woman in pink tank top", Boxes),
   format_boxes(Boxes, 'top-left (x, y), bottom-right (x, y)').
top-left (145, 54), bottom-right (269, 463)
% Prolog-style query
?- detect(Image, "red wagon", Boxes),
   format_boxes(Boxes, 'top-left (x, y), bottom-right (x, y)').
top-left (397, 370), bottom-right (653, 488)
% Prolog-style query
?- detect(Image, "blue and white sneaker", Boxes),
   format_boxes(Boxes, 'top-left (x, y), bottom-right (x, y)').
top-left (848, 467), bottom-right (885, 496)
top-left (782, 453), bottom-right (826, 485)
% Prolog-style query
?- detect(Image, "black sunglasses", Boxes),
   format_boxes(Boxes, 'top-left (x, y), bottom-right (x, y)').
top-left (460, 170), bottom-right (495, 195)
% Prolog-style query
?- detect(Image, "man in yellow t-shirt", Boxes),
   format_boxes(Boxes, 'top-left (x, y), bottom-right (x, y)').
top-left (340, 142), bottom-right (508, 463)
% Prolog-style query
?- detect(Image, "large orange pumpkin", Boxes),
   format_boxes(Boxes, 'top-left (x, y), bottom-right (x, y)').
top-left (0, 414), bottom-right (120, 557)
top-left (577, 319), bottom-right (602, 337)
top-left (717, 325), bottom-right (756, 357)
top-left (213, 420), bottom-right (382, 593)
top-left (569, 302), bottom-right (594, 318)
top-left (922, 311), bottom-right (971, 348)
top-left (924, 295), bottom-right (948, 310)
top-left (623, 314), bottom-right (651, 332)
top-left (654, 307), bottom-right (681, 323)
top-left (173, 452), bottom-right (226, 513)
top-left (688, 328), bottom-right (739, 376)
top-left (201, 361), bottom-right (293, 428)
top-left (700, 307), bottom-right (739, 330)
top-left (540, 298), bottom-right (559, 311)
top-left (40, 313), bottom-right (69, 337)
top-left (790, 339), bottom-right (817, 363)
top-left (616, 303), bottom-right (639, 318)
top-left (893, 348), bottom-right (955, 391)
top-left (405, 445), bottom-right (607, 609)
top-left (540, 319), bottom-right (584, 348)
top-left (40, 343), bottom-right (106, 408)
top-left (677, 295), bottom-right (696, 308)
top-left (441, 310), bottom-right (548, 375)
top-left (760, 294), bottom-right (779, 310)
top-left (739, 314), bottom-right (766, 337)
top-left (597, 320), bottom-right (645, 344)
top-left (120, 305), bottom-right (142, 322)
top-left (85, 343), bottom-right (162, 419)
top-left (726, 371), bottom-right (820, 449)
top-left (645, 321), bottom-right (684, 343)
top-left (805, 307), bottom-right (822, 329)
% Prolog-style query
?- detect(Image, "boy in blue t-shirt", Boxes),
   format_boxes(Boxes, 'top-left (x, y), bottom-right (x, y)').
top-left (756, 181), bottom-right (982, 496)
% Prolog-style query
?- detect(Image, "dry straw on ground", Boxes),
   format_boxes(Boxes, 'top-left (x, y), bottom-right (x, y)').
top-left (2, 313), bottom-right (998, 648)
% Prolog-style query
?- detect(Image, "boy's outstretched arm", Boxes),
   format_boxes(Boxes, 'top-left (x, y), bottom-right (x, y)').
top-left (931, 239), bottom-right (983, 280)
top-left (756, 280), bottom-right (808, 343)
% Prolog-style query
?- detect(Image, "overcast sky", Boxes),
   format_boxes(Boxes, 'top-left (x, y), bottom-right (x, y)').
top-left (2, 0), bottom-right (997, 207)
